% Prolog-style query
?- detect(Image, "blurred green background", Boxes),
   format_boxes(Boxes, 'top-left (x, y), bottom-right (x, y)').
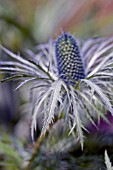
top-left (1, 0), bottom-right (113, 51)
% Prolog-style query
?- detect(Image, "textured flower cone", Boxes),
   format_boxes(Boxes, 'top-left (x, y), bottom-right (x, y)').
top-left (55, 32), bottom-right (85, 85)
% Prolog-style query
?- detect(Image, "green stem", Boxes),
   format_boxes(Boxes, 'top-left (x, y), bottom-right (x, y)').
top-left (24, 116), bottom-right (62, 170)
top-left (25, 128), bottom-right (49, 170)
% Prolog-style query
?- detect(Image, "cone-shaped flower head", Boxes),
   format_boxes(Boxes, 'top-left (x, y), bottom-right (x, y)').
top-left (55, 32), bottom-right (85, 85)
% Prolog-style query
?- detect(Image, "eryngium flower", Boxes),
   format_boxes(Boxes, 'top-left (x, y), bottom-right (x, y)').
top-left (55, 32), bottom-right (85, 85)
top-left (1, 32), bottom-right (113, 148)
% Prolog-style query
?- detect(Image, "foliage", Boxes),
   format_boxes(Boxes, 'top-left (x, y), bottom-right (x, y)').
top-left (0, 134), bottom-right (23, 170)
top-left (105, 150), bottom-right (113, 170)
top-left (1, 130), bottom-right (113, 170)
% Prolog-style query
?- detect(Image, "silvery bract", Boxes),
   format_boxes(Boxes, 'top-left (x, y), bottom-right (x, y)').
top-left (1, 32), bottom-right (113, 149)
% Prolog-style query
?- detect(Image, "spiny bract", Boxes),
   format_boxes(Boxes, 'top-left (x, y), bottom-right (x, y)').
top-left (1, 32), bottom-right (113, 149)
top-left (55, 32), bottom-right (85, 85)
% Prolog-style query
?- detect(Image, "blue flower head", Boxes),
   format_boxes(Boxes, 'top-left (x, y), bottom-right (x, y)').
top-left (55, 32), bottom-right (85, 85)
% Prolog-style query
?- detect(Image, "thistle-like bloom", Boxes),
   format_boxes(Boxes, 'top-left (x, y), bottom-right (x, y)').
top-left (55, 32), bottom-right (85, 85)
top-left (1, 32), bottom-right (113, 148)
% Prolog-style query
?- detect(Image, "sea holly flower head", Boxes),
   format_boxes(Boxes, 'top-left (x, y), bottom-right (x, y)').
top-left (0, 32), bottom-right (113, 149)
top-left (55, 32), bottom-right (85, 85)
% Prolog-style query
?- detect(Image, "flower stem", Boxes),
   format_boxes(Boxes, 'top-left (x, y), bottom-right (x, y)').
top-left (25, 128), bottom-right (49, 170)
top-left (24, 116), bottom-right (61, 170)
